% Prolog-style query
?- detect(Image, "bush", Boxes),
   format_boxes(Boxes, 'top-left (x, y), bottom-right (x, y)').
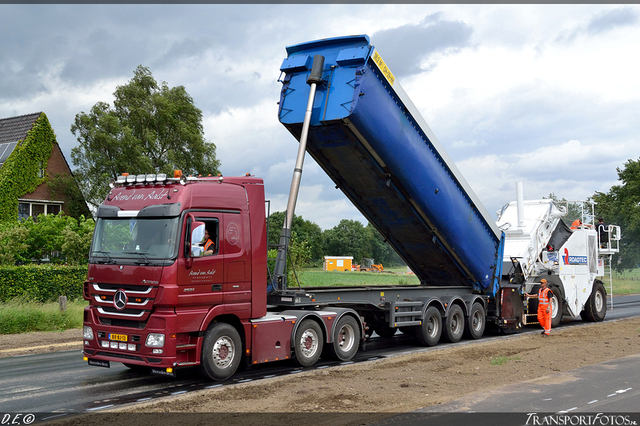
top-left (0, 213), bottom-right (94, 266)
top-left (0, 265), bottom-right (87, 302)
top-left (0, 298), bottom-right (86, 334)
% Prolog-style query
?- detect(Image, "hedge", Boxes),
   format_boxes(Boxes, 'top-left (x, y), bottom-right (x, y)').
top-left (0, 265), bottom-right (87, 302)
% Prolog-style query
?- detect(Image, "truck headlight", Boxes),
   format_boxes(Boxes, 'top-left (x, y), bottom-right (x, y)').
top-left (145, 333), bottom-right (165, 347)
top-left (83, 326), bottom-right (94, 340)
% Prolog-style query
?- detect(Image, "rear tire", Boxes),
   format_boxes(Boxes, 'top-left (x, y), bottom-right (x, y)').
top-left (465, 303), bottom-right (486, 340)
top-left (443, 304), bottom-right (464, 343)
top-left (581, 281), bottom-right (607, 322)
top-left (326, 316), bottom-right (360, 361)
top-left (198, 322), bottom-right (242, 381)
top-left (416, 306), bottom-right (442, 346)
top-left (294, 319), bottom-right (323, 367)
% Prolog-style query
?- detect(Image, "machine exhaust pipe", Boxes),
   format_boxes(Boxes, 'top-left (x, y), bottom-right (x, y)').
top-left (273, 55), bottom-right (325, 288)
top-left (516, 181), bottom-right (525, 228)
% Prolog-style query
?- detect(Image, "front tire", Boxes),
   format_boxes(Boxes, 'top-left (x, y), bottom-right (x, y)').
top-left (326, 316), bottom-right (360, 361)
top-left (550, 286), bottom-right (563, 327)
top-left (199, 322), bottom-right (242, 381)
top-left (294, 319), bottom-right (323, 367)
top-left (443, 304), bottom-right (464, 343)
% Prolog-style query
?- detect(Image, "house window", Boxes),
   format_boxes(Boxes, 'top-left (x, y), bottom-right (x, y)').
top-left (18, 203), bottom-right (30, 221)
top-left (17, 201), bottom-right (63, 221)
top-left (37, 161), bottom-right (44, 178)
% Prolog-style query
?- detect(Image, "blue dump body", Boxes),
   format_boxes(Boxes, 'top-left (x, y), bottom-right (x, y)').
top-left (278, 35), bottom-right (504, 292)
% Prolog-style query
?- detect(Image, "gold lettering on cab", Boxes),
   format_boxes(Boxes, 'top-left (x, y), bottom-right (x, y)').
top-left (372, 51), bottom-right (395, 86)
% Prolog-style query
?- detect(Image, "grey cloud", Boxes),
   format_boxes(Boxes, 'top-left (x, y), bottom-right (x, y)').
top-left (587, 7), bottom-right (638, 35)
top-left (556, 7), bottom-right (639, 43)
top-left (372, 13), bottom-right (473, 78)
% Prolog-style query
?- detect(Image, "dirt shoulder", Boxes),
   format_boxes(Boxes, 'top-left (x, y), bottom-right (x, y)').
top-left (103, 317), bottom-right (640, 418)
top-left (0, 328), bottom-right (82, 357)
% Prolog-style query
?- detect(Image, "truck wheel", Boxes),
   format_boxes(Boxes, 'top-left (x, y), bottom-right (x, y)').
top-left (294, 319), bottom-right (323, 367)
top-left (443, 304), bottom-right (464, 343)
top-left (326, 316), bottom-right (360, 361)
top-left (582, 281), bottom-right (607, 322)
top-left (550, 286), bottom-right (563, 328)
top-left (416, 306), bottom-right (442, 346)
top-left (464, 303), bottom-right (485, 340)
top-left (199, 322), bottom-right (242, 381)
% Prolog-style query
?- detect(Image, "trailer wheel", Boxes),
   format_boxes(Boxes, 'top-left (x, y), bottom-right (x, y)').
top-left (326, 316), bottom-right (360, 361)
top-left (416, 306), bottom-right (442, 346)
top-left (199, 322), bottom-right (242, 381)
top-left (294, 319), bottom-right (323, 367)
top-left (550, 286), bottom-right (563, 328)
top-left (443, 304), bottom-right (464, 343)
top-left (581, 281), bottom-right (607, 322)
top-left (464, 303), bottom-right (485, 340)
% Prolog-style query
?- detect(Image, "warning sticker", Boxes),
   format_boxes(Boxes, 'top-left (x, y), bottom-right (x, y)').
top-left (372, 50), bottom-right (395, 86)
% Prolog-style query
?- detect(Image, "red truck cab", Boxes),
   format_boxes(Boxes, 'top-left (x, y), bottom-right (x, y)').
top-left (82, 173), bottom-right (268, 378)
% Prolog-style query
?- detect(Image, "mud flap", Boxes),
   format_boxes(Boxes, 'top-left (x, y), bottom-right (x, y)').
top-left (497, 285), bottom-right (524, 332)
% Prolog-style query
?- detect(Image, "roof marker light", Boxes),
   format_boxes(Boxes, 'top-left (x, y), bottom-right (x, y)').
top-left (157, 173), bottom-right (167, 182)
top-left (117, 175), bottom-right (127, 184)
top-left (126, 175), bottom-right (136, 184)
top-left (146, 174), bottom-right (156, 182)
top-left (136, 174), bottom-right (145, 183)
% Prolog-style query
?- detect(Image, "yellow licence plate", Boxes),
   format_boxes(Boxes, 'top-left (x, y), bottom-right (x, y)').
top-left (109, 333), bottom-right (128, 342)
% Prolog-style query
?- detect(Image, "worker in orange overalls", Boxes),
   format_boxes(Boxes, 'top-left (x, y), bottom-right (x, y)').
top-left (531, 279), bottom-right (552, 336)
top-left (570, 219), bottom-right (582, 229)
top-left (203, 228), bottom-right (216, 256)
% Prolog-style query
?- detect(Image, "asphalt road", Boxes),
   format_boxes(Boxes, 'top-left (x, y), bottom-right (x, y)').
top-left (1, 295), bottom-right (639, 417)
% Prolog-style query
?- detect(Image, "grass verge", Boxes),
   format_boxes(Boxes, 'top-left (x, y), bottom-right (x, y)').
top-left (0, 298), bottom-right (87, 334)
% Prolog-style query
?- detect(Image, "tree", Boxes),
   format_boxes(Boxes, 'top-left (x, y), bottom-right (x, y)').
top-left (71, 65), bottom-right (220, 209)
top-left (592, 158), bottom-right (640, 272)
top-left (323, 219), bottom-right (369, 263)
top-left (267, 211), bottom-right (324, 263)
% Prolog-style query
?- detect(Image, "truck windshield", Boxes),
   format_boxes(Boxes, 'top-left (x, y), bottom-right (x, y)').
top-left (91, 217), bottom-right (180, 260)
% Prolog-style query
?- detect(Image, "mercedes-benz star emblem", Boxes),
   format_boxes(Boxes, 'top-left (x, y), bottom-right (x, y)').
top-left (114, 290), bottom-right (128, 310)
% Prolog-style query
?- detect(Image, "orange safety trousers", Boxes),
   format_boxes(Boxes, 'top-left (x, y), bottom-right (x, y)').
top-left (538, 287), bottom-right (552, 335)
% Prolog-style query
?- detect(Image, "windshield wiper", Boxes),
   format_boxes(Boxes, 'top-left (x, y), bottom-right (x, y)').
top-left (124, 251), bottom-right (151, 265)
top-left (92, 251), bottom-right (116, 264)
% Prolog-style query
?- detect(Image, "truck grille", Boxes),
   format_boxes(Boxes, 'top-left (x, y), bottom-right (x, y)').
top-left (91, 283), bottom-right (157, 322)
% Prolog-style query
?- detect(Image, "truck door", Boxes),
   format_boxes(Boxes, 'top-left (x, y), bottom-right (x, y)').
top-left (222, 212), bottom-right (250, 305)
top-left (177, 214), bottom-right (224, 306)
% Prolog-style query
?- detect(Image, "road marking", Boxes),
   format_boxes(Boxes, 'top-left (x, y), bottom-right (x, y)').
top-left (558, 407), bottom-right (577, 414)
top-left (238, 378), bottom-right (252, 383)
top-left (171, 390), bottom-right (187, 395)
top-left (86, 404), bottom-right (115, 411)
top-left (588, 400), bottom-right (598, 404)
top-left (616, 388), bottom-right (632, 394)
top-left (205, 384), bottom-right (222, 389)
top-left (41, 414), bottom-right (69, 421)
top-left (137, 397), bottom-right (152, 402)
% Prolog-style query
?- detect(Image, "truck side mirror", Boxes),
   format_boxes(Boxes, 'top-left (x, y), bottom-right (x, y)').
top-left (190, 221), bottom-right (205, 257)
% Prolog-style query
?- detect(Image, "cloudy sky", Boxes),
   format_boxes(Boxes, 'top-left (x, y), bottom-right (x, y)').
top-left (1, 5), bottom-right (638, 229)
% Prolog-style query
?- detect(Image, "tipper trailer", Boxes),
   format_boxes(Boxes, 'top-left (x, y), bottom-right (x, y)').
top-left (83, 35), bottom-right (618, 380)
